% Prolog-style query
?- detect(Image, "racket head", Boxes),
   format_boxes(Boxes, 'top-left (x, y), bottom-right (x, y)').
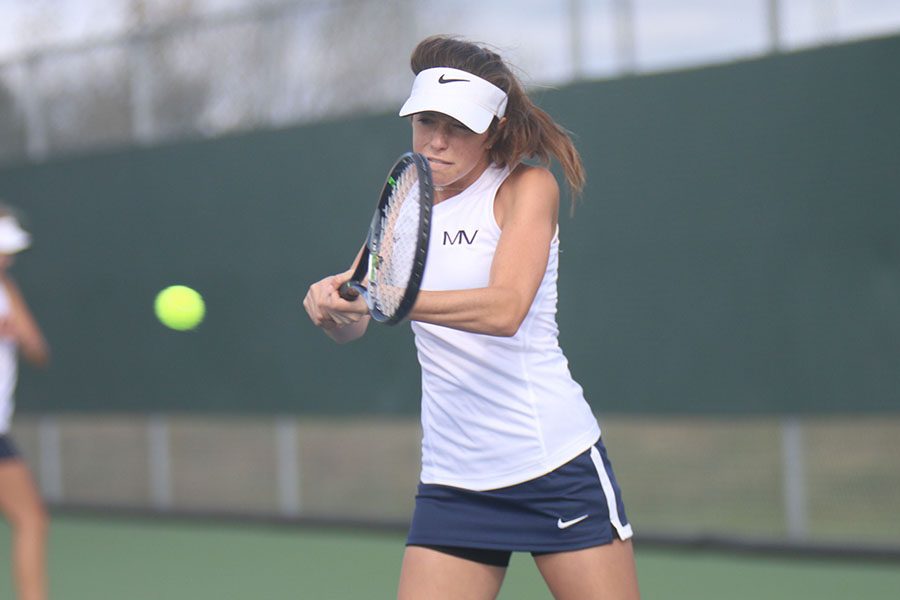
top-left (363, 152), bottom-right (433, 324)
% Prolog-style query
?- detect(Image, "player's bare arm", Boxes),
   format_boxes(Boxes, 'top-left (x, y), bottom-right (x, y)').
top-left (2, 277), bottom-right (49, 367)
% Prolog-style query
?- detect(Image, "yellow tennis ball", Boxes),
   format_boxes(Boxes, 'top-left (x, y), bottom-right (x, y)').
top-left (154, 285), bottom-right (205, 331)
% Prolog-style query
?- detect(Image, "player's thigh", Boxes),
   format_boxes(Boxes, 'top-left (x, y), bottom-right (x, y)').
top-left (533, 538), bottom-right (639, 600)
top-left (398, 545), bottom-right (507, 600)
top-left (0, 459), bottom-right (46, 526)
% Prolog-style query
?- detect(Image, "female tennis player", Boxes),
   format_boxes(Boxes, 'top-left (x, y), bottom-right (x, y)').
top-left (0, 205), bottom-right (50, 600)
top-left (304, 35), bottom-right (640, 599)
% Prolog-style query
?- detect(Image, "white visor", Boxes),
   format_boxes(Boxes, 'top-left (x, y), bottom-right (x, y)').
top-left (398, 67), bottom-right (508, 134)
top-left (0, 215), bottom-right (31, 254)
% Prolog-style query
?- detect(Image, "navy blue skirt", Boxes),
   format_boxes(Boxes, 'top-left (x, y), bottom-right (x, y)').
top-left (0, 434), bottom-right (21, 461)
top-left (407, 437), bottom-right (632, 557)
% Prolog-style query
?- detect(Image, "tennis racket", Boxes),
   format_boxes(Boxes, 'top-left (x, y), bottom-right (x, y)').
top-left (338, 152), bottom-right (433, 324)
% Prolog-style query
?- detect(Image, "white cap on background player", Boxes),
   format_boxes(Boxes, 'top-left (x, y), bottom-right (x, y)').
top-left (399, 67), bottom-right (508, 134)
top-left (0, 215), bottom-right (31, 254)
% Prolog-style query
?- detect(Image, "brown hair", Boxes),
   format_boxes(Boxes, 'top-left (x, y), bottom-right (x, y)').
top-left (409, 35), bottom-right (586, 210)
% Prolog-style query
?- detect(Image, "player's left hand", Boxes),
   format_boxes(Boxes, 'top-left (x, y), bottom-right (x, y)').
top-left (304, 272), bottom-right (367, 329)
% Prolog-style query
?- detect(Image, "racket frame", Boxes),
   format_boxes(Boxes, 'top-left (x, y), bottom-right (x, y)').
top-left (339, 152), bottom-right (433, 324)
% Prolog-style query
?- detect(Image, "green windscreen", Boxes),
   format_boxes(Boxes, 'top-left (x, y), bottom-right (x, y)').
top-left (3, 35), bottom-right (898, 415)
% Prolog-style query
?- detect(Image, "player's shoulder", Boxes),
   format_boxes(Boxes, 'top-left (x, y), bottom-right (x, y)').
top-left (495, 164), bottom-right (560, 228)
top-left (504, 163), bottom-right (559, 195)
top-left (500, 164), bottom-right (559, 207)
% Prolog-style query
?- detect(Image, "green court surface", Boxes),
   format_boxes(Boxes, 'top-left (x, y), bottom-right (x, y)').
top-left (2, 515), bottom-right (899, 599)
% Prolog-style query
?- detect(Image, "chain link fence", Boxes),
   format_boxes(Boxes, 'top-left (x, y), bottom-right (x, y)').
top-left (11, 414), bottom-right (900, 555)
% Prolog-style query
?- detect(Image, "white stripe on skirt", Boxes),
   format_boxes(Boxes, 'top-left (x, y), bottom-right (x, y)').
top-left (590, 445), bottom-right (634, 540)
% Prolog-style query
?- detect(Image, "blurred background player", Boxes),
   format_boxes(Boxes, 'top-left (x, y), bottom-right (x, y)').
top-left (0, 204), bottom-right (50, 600)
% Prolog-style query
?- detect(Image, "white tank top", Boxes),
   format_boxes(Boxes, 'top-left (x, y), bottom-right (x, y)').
top-left (411, 164), bottom-right (601, 490)
top-left (0, 284), bottom-right (19, 434)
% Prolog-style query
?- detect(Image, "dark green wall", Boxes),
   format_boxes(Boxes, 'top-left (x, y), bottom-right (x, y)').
top-left (3, 36), bottom-right (899, 415)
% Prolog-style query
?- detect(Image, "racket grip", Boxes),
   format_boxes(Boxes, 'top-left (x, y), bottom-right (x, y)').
top-left (338, 281), bottom-right (360, 301)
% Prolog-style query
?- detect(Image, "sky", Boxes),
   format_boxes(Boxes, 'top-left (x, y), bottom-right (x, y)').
top-left (1, 0), bottom-right (899, 159)
top-left (2, 0), bottom-right (900, 76)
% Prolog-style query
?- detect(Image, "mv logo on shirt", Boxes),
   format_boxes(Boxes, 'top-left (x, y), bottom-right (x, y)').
top-left (443, 229), bottom-right (479, 246)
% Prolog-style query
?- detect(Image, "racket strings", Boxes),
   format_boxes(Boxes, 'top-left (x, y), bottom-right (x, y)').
top-left (371, 164), bottom-right (421, 317)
